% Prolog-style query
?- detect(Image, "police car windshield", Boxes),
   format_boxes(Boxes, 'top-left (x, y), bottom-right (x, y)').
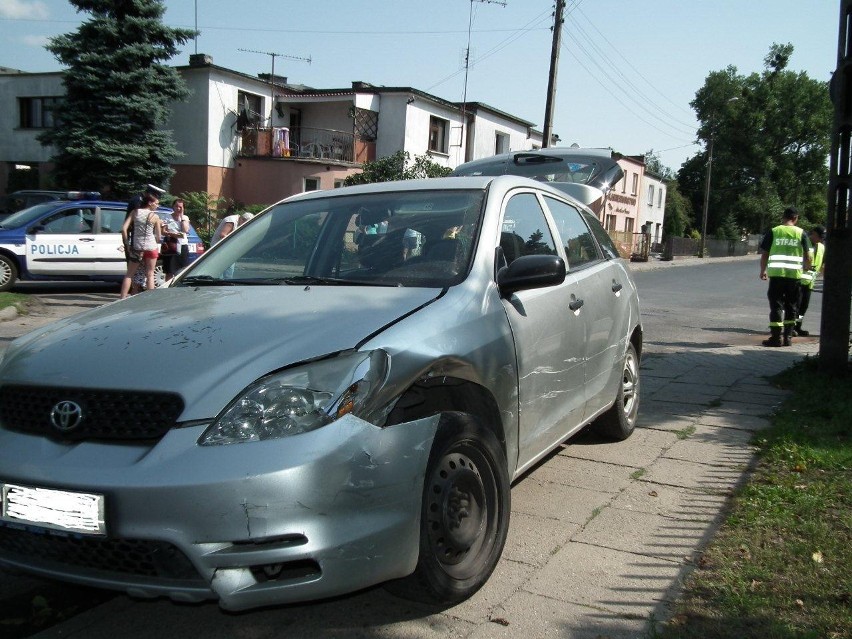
top-left (0, 203), bottom-right (65, 229)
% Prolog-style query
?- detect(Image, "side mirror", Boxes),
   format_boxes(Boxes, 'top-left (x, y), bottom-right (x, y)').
top-left (497, 254), bottom-right (566, 296)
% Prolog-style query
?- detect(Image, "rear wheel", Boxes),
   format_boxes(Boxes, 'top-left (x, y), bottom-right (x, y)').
top-left (0, 254), bottom-right (19, 292)
top-left (594, 342), bottom-right (640, 441)
top-left (387, 414), bottom-right (510, 604)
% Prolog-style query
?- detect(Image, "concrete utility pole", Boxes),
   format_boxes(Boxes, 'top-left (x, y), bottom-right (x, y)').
top-left (542, 0), bottom-right (565, 148)
top-left (820, 0), bottom-right (852, 373)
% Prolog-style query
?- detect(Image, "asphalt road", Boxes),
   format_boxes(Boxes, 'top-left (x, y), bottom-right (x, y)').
top-left (0, 256), bottom-right (823, 638)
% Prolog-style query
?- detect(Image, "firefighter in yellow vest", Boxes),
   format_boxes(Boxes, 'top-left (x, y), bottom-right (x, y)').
top-left (759, 207), bottom-right (812, 347)
top-left (794, 225), bottom-right (826, 337)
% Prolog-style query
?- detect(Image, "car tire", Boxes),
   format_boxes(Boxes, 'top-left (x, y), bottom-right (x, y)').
top-left (153, 263), bottom-right (165, 288)
top-left (0, 254), bottom-right (19, 292)
top-left (386, 413), bottom-right (510, 604)
top-left (594, 342), bottom-right (640, 441)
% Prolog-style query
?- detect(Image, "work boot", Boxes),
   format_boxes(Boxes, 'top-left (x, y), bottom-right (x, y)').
top-left (783, 326), bottom-right (793, 347)
top-left (762, 327), bottom-right (783, 347)
top-left (795, 324), bottom-right (810, 337)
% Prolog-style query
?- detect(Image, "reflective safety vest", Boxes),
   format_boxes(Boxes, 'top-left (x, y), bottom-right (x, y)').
top-left (799, 242), bottom-right (825, 289)
top-left (766, 225), bottom-right (805, 279)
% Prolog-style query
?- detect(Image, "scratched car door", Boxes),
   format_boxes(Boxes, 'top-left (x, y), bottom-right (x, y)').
top-left (499, 190), bottom-right (588, 470)
top-left (25, 206), bottom-right (98, 277)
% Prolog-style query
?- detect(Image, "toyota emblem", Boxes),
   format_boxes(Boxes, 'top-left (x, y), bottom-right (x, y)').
top-left (50, 401), bottom-right (83, 431)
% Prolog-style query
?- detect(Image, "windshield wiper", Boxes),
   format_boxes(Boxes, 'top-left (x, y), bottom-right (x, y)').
top-left (278, 275), bottom-right (396, 287)
top-left (178, 275), bottom-right (232, 287)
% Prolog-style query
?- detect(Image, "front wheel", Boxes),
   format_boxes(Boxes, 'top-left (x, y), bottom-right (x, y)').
top-left (0, 254), bottom-right (19, 292)
top-left (594, 342), bottom-right (640, 441)
top-left (387, 414), bottom-right (510, 604)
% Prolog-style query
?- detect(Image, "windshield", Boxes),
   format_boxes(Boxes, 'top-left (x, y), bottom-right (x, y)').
top-left (0, 202), bottom-right (66, 229)
top-left (175, 189), bottom-right (485, 288)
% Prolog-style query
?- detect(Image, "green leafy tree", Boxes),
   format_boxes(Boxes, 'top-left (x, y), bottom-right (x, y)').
top-left (678, 43), bottom-right (831, 235)
top-left (343, 151), bottom-right (452, 186)
top-left (38, 0), bottom-right (195, 197)
top-left (662, 181), bottom-right (692, 238)
top-left (643, 149), bottom-right (674, 180)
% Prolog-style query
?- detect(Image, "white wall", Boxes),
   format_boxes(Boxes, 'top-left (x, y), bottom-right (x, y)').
top-left (640, 173), bottom-right (666, 244)
top-left (469, 109), bottom-right (536, 159)
top-left (0, 72), bottom-right (63, 163)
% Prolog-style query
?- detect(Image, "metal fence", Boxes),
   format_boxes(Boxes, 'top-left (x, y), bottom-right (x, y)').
top-left (662, 235), bottom-right (762, 259)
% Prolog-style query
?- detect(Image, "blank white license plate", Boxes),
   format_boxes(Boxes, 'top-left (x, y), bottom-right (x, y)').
top-left (0, 483), bottom-right (105, 536)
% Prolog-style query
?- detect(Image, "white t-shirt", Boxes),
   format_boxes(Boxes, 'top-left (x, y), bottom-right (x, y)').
top-left (211, 215), bottom-right (239, 246)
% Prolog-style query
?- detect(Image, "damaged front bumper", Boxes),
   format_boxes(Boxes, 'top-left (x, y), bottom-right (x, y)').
top-left (0, 414), bottom-right (439, 611)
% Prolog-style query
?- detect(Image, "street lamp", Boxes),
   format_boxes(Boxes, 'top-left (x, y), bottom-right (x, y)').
top-left (698, 97), bottom-right (738, 258)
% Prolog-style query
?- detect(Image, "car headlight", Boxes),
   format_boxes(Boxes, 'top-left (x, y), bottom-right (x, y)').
top-left (198, 349), bottom-right (390, 446)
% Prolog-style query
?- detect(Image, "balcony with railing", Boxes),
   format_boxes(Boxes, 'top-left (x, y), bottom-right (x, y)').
top-left (239, 126), bottom-right (359, 163)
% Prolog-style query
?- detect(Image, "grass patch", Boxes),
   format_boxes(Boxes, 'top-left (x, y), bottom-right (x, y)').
top-left (0, 292), bottom-right (29, 313)
top-left (657, 357), bottom-right (852, 639)
top-left (674, 425), bottom-right (697, 440)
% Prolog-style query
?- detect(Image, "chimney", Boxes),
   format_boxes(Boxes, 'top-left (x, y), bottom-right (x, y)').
top-left (189, 54), bottom-right (212, 67)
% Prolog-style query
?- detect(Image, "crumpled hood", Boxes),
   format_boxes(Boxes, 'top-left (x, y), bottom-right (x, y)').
top-left (1, 286), bottom-right (440, 421)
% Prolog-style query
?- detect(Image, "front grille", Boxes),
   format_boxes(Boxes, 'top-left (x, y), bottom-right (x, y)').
top-left (0, 524), bottom-right (203, 583)
top-left (0, 384), bottom-right (184, 442)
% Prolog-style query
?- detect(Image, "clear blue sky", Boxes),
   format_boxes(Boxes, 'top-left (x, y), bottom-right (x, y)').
top-left (0, 0), bottom-right (839, 172)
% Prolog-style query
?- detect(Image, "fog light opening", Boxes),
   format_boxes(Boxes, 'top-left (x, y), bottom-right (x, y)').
top-left (249, 559), bottom-right (321, 583)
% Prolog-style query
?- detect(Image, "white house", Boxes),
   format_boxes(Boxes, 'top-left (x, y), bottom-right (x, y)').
top-left (1, 54), bottom-right (544, 207)
top-left (639, 169), bottom-right (666, 249)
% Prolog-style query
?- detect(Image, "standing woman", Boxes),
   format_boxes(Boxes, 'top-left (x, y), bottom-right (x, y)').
top-left (120, 192), bottom-right (163, 298)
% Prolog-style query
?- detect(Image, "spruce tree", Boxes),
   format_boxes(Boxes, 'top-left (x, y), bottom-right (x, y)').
top-left (38, 0), bottom-right (195, 197)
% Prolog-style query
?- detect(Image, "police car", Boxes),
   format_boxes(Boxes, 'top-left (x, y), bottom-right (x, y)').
top-left (0, 193), bottom-right (205, 291)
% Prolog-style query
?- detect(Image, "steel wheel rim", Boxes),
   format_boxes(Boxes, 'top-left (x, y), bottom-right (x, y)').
top-left (425, 444), bottom-right (498, 579)
top-left (621, 350), bottom-right (639, 425)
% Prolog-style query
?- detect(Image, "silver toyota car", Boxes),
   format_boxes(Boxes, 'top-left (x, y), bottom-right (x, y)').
top-left (0, 175), bottom-right (642, 611)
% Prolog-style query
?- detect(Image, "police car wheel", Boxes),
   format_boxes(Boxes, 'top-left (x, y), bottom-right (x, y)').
top-left (0, 254), bottom-right (18, 292)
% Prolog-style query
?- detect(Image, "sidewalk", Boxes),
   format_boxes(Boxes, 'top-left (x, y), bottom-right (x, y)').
top-left (30, 338), bottom-right (816, 638)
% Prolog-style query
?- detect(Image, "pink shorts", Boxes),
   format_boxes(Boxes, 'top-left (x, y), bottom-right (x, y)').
top-left (142, 250), bottom-right (159, 260)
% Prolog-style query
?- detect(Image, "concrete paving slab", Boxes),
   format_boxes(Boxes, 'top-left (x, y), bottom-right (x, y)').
top-left (611, 482), bottom-right (729, 524)
top-left (573, 506), bottom-right (716, 564)
top-left (636, 412), bottom-right (699, 433)
top-left (711, 399), bottom-right (777, 416)
top-left (466, 590), bottom-right (649, 639)
top-left (721, 389), bottom-right (787, 408)
top-left (561, 428), bottom-right (676, 468)
top-left (510, 477), bottom-right (613, 525)
top-left (663, 432), bottom-right (757, 468)
top-left (523, 453), bottom-right (634, 494)
top-left (695, 410), bottom-right (772, 432)
top-left (503, 511), bottom-right (580, 567)
top-left (524, 541), bottom-right (685, 618)
top-left (444, 560), bottom-right (534, 625)
top-left (640, 457), bottom-right (748, 493)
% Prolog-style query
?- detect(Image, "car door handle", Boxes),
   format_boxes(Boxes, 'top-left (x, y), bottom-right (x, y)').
top-left (78, 237), bottom-right (95, 242)
top-left (569, 298), bottom-right (584, 312)
top-left (612, 281), bottom-right (623, 293)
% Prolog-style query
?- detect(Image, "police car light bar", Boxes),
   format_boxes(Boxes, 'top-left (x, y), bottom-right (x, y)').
top-left (65, 191), bottom-right (101, 200)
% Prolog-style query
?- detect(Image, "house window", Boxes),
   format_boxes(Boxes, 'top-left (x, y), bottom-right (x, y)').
top-left (495, 132), bottom-right (509, 155)
top-left (428, 116), bottom-right (449, 154)
top-left (658, 188), bottom-right (664, 208)
top-left (304, 177), bottom-right (320, 192)
top-left (621, 177), bottom-right (626, 193)
top-left (647, 184), bottom-right (655, 206)
top-left (631, 173), bottom-right (638, 195)
top-left (333, 179), bottom-right (345, 188)
top-left (237, 91), bottom-right (263, 125)
top-left (624, 217), bottom-right (634, 233)
top-left (19, 97), bottom-right (62, 129)
top-left (605, 214), bottom-right (616, 231)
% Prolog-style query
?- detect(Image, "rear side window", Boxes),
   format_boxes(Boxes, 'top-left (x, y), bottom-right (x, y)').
top-left (500, 193), bottom-right (557, 266)
top-left (543, 196), bottom-right (602, 270)
top-left (99, 208), bottom-right (127, 233)
top-left (582, 210), bottom-right (620, 260)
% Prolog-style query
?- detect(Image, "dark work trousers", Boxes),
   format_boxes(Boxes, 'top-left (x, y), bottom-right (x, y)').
top-left (798, 284), bottom-right (812, 321)
top-left (767, 277), bottom-right (800, 333)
